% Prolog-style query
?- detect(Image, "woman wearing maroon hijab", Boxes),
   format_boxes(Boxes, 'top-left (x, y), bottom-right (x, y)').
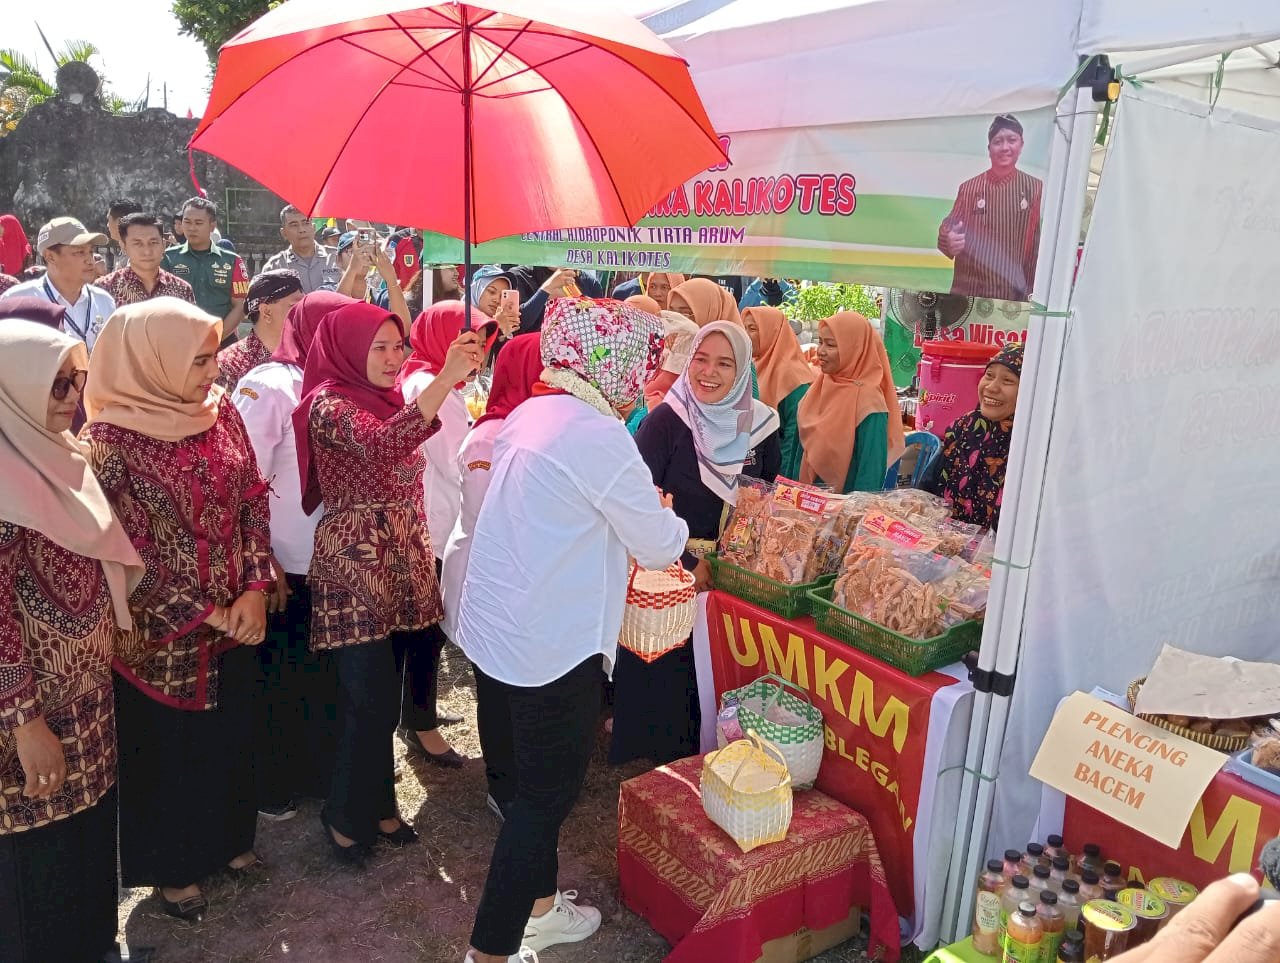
top-left (396, 300), bottom-right (490, 768)
top-left (0, 215), bottom-right (32, 277)
top-left (232, 290), bottom-right (353, 820)
top-left (295, 301), bottom-right (482, 865)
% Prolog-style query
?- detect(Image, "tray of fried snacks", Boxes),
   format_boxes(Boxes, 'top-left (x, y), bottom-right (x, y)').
top-left (808, 578), bottom-right (981, 677)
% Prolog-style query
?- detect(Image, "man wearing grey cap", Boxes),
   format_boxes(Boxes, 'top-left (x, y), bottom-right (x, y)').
top-left (0, 217), bottom-right (116, 352)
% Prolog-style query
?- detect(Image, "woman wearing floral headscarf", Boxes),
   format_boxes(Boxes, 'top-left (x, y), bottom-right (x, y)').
top-left (614, 321), bottom-right (780, 766)
top-left (457, 298), bottom-right (688, 963)
top-left (926, 341), bottom-right (1023, 529)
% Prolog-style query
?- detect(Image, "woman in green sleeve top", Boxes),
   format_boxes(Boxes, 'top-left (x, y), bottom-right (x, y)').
top-left (796, 311), bottom-right (906, 493)
top-left (741, 306), bottom-right (813, 479)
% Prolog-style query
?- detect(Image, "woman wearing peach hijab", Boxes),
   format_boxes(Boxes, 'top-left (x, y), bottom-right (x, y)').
top-left (795, 312), bottom-right (905, 493)
top-left (624, 294), bottom-right (662, 317)
top-left (742, 306), bottom-right (814, 480)
top-left (667, 277), bottom-right (741, 329)
top-left (640, 272), bottom-right (684, 311)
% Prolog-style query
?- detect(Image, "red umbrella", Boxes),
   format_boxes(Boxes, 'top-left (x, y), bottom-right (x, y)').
top-left (191, 0), bottom-right (724, 254)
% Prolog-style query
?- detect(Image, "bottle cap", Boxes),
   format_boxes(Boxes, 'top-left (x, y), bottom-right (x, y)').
top-left (1082, 870), bottom-right (1101, 884)
top-left (1062, 879), bottom-right (1080, 894)
top-left (1012, 875), bottom-right (1029, 888)
top-left (988, 859), bottom-right (1004, 873)
top-left (1083, 843), bottom-right (1101, 857)
top-left (1105, 861), bottom-right (1123, 876)
top-left (1065, 930), bottom-right (1084, 943)
top-left (1053, 855), bottom-right (1070, 870)
top-left (1027, 843), bottom-right (1045, 856)
top-left (1035, 866), bottom-right (1052, 880)
top-left (1006, 849), bottom-right (1023, 862)
top-left (1041, 890), bottom-right (1059, 905)
top-left (1048, 834), bottom-right (1064, 847)
top-left (1019, 900), bottom-right (1038, 916)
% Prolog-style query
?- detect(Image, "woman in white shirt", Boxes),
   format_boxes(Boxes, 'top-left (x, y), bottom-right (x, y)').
top-left (440, 332), bottom-right (543, 820)
top-left (458, 299), bottom-right (688, 963)
top-left (232, 290), bottom-right (352, 819)
top-left (397, 300), bottom-right (489, 767)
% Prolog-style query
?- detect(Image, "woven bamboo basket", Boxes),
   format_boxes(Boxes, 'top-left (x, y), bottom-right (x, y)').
top-left (701, 731), bottom-right (793, 852)
top-left (618, 561), bottom-right (697, 663)
top-left (1126, 678), bottom-right (1251, 753)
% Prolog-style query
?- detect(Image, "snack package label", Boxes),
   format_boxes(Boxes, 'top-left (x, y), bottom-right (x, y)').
top-left (861, 510), bottom-right (928, 547)
top-left (775, 480), bottom-right (829, 516)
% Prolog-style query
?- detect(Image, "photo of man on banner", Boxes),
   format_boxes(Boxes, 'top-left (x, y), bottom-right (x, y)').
top-left (938, 114), bottom-right (1044, 302)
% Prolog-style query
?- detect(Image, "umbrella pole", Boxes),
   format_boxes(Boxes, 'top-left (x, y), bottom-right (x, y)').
top-left (462, 7), bottom-right (474, 324)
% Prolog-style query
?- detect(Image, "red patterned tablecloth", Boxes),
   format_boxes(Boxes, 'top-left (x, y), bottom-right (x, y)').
top-left (619, 755), bottom-right (900, 963)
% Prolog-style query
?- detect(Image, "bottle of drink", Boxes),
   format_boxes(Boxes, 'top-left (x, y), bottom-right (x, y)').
top-left (1037, 891), bottom-right (1066, 962)
top-left (974, 859), bottom-right (1008, 956)
top-left (1004, 848), bottom-right (1025, 878)
top-left (1057, 929), bottom-right (1085, 961)
top-left (1058, 878), bottom-right (1084, 934)
top-left (1002, 901), bottom-right (1044, 963)
top-left (1044, 834), bottom-right (1068, 862)
top-left (1002, 875), bottom-right (1032, 934)
top-left (1101, 862), bottom-right (1126, 901)
top-left (1049, 855), bottom-right (1071, 891)
top-left (1079, 870), bottom-right (1104, 904)
top-left (1029, 865), bottom-right (1053, 901)
top-left (1075, 843), bottom-right (1104, 877)
top-left (1020, 843), bottom-right (1047, 877)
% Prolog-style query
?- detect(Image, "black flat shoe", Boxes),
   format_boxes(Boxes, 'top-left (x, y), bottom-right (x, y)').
top-left (320, 808), bottom-right (370, 867)
top-left (378, 820), bottom-right (420, 846)
top-left (225, 852), bottom-right (268, 878)
top-left (399, 728), bottom-right (466, 768)
top-left (157, 889), bottom-right (207, 923)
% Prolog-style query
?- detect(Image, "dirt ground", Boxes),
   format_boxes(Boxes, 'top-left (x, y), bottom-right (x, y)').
top-left (116, 644), bottom-right (902, 963)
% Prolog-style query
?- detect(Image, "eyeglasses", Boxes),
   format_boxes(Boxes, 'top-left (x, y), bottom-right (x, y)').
top-left (51, 369), bottom-right (87, 401)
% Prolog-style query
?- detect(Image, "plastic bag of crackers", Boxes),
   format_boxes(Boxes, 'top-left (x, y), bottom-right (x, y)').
top-left (832, 509), bottom-right (989, 639)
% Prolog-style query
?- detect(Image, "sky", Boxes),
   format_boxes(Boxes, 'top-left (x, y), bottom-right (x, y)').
top-left (8, 1), bottom-right (214, 118)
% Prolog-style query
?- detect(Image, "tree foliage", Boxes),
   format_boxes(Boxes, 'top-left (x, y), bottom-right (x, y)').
top-left (172, 0), bottom-right (281, 62)
top-left (0, 41), bottom-right (132, 135)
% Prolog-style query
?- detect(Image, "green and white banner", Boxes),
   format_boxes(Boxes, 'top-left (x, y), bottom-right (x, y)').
top-left (422, 108), bottom-right (1052, 299)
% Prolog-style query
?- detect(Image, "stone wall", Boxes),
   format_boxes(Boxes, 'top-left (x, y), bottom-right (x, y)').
top-left (0, 87), bottom-right (288, 269)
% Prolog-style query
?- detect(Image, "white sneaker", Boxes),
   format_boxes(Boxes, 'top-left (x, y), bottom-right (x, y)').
top-left (522, 889), bottom-right (602, 951)
top-left (463, 947), bottom-right (538, 963)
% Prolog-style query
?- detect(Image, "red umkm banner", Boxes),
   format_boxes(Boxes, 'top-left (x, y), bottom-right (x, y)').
top-left (704, 591), bottom-right (960, 915)
top-left (1063, 768), bottom-right (1280, 890)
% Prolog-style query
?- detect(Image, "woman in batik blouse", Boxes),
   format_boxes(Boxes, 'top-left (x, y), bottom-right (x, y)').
top-left (84, 297), bottom-right (273, 922)
top-left (294, 301), bottom-right (481, 866)
top-left (0, 319), bottom-right (142, 963)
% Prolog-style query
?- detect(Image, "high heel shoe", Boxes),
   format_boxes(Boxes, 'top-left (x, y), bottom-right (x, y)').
top-left (156, 888), bottom-right (207, 923)
top-left (398, 727), bottom-right (466, 768)
top-left (320, 807), bottom-right (370, 867)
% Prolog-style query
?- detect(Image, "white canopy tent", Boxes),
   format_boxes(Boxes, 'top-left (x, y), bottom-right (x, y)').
top-left (625, 0), bottom-right (1280, 949)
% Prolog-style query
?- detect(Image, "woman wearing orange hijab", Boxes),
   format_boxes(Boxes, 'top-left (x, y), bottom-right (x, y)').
top-left (641, 272), bottom-right (684, 311)
top-left (742, 306), bottom-right (813, 479)
top-left (667, 277), bottom-right (741, 329)
top-left (796, 312), bottom-right (905, 493)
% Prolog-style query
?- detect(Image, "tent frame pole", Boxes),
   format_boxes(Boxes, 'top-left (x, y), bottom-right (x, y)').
top-left (938, 82), bottom-right (1099, 946)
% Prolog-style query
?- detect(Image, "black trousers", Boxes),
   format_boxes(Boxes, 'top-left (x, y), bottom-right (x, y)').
top-left (116, 646), bottom-right (259, 889)
top-left (470, 655), bottom-right (603, 956)
top-left (0, 785), bottom-right (118, 963)
top-left (255, 574), bottom-right (334, 805)
top-left (399, 622), bottom-right (446, 733)
top-left (398, 557), bottom-right (447, 733)
top-left (324, 630), bottom-right (426, 846)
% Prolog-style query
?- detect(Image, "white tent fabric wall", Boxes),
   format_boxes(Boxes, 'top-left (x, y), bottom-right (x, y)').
top-left (988, 80), bottom-right (1280, 883)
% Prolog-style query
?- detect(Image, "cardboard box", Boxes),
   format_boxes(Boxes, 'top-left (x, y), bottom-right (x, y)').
top-left (755, 907), bottom-right (862, 963)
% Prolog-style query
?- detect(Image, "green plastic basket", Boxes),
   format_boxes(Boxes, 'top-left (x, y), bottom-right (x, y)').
top-left (806, 584), bottom-right (982, 676)
top-left (707, 553), bottom-right (835, 619)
